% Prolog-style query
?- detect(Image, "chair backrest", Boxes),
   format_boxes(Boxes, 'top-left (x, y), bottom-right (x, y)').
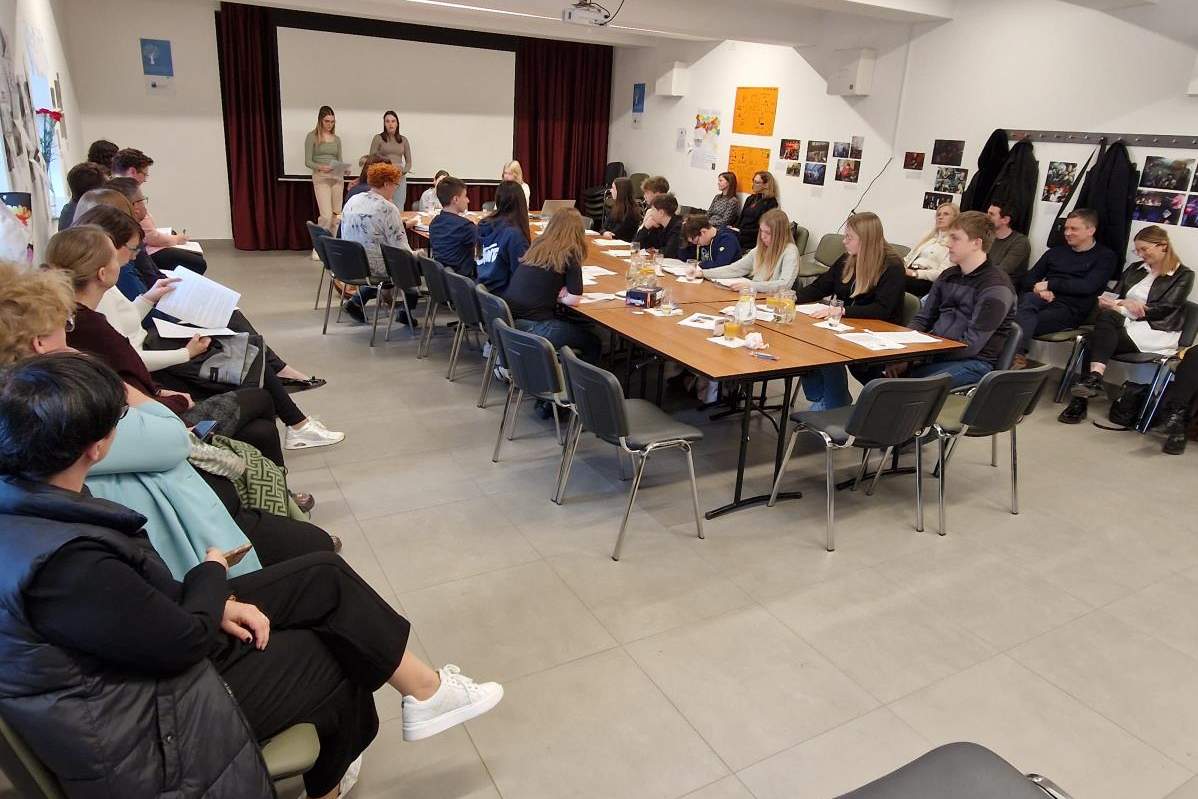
top-left (960, 364), bottom-right (1053, 436)
top-left (901, 293), bottom-right (921, 327)
top-left (628, 172), bottom-right (649, 200)
top-left (890, 243), bottom-right (911, 259)
top-left (602, 161), bottom-right (626, 185)
top-left (1180, 301), bottom-right (1198, 348)
top-left (560, 346), bottom-right (627, 441)
top-left (0, 713), bottom-right (66, 798)
top-left (791, 223), bottom-right (811, 256)
top-left (380, 244), bottom-right (422, 292)
top-left (321, 238), bottom-right (371, 283)
top-left (418, 255), bottom-right (452, 305)
top-left (580, 215), bottom-right (593, 231)
top-left (995, 321), bottom-right (1023, 371)
top-left (814, 233), bottom-right (847, 268)
top-left (493, 319), bottom-right (567, 399)
top-left (443, 268), bottom-right (483, 326)
top-left (482, 201), bottom-right (497, 213)
top-left (306, 222), bottom-right (332, 268)
top-left (847, 375), bottom-right (952, 446)
top-left (476, 285), bottom-right (514, 366)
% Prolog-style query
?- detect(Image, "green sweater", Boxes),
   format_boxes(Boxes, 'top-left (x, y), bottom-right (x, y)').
top-left (304, 131), bottom-right (342, 171)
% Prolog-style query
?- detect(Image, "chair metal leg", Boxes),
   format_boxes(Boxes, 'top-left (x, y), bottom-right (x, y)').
top-left (767, 430), bottom-right (800, 507)
top-left (824, 446), bottom-right (837, 552)
top-left (369, 289), bottom-right (384, 348)
top-left (553, 414), bottom-right (581, 503)
top-left (1136, 362), bottom-right (1169, 433)
top-left (1141, 370), bottom-right (1173, 434)
top-left (612, 453), bottom-right (649, 561)
top-left (492, 383), bottom-right (517, 463)
top-left (1054, 337), bottom-right (1086, 403)
top-left (314, 267), bottom-right (326, 310)
top-left (914, 436), bottom-right (925, 533)
top-left (990, 435), bottom-right (998, 467)
top-left (321, 279), bottom-right (335, 334)
top-left (551, 402), bottom-right (563, 444)
top-left (446, 324), bottom-right (465, 380)
top-left (506, 389), bottom-right (524, 441)
top-left (683, 444), bottom-right (704, 540)
top-left (852, 448), bottom-right (872, 491)
top-left (418, 301), bottom-right (437, 358)
top-left (1010, 426), bottom-right (1019, 515)
top-left (477, 348), bottom-right (497, 408)
top-left (554, 417), bottom-right (583, 505)
top-left (937, 434), bottom-right (947, 535)
top-left (865, 446), bottom-right (892, 496)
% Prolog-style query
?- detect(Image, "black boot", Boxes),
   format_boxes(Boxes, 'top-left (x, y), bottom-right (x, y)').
top-left (1160, 404), bottom-right (1190, 455)
top-left (1070, 371), bottom-right (1105, 399)
top-left (1057, 397), bottom-right (1088, 424)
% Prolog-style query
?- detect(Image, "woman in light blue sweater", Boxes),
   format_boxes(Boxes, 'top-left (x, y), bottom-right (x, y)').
top-left (702, 208), bottom-right (798, 293)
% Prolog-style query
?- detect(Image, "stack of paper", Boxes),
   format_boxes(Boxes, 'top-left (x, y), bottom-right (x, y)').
top-left (836, 332), bottom-right (905, 351)
top-left (581, 265), bottom-right (617, 278)
top-left (593, 239), bottom-right (629, 248)
top-left (155, 269), bottom-right (241, 328)
top-left (679, 312), bottom-right (720, 330)
top-left (152, 319), bottom-right (236, 338)
top-left (797, 303), bottom-right (830, 316)
top-left (156, 227), bottom-right (203, 254)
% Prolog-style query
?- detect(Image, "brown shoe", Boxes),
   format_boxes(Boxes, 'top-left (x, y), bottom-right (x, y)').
top-left (1012, 354), bottom-right (1029, 370)
top-left (290, 491), bottom-right (316, 514)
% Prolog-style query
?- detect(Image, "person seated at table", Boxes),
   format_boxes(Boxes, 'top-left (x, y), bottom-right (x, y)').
top-left (632, 193), bottom-right (683, 258)
top-left (735, 171), bottom-right (780, 250)
top-left (795, 210), bottom-right (906, 410)
top-left (681, 213), bottom-right (741, 268)
top-left (639, 175), bottom-right (670, 210)
top-left (339, 162), bottom-right (419, 325)
top-left (111, 148), bottom-right (208, 276)
top-left (600, 176), bottom-right (641, 242)
top-left (477, 180), bottom-right (531, 295)
top-left (701, 208), bottom-right (797, 293)
top-left (707, 171), bottom-right (741, 228)
top-left (504, 208), bottom-right (601, 365)
top-left (86, 138), bottom-right (119, 173)
top-left (878, 210), bottom-right (1017, 389)
top-left (419, 169), bottom-right (450, 213)
top-left (986, 200), bottom-right (1031, 281)
top-left (1012, 208), bottom-right (1118, 368)
top-left (345, 154), bottom-right (388, 204)
top-left (902, 201), bottom-right (958, 297)
top-left (1058, 225), bottom-right (1194, 426)
top-left (0, 352), bottom-right (504, 799)
top-left (502, 160), bottom-right (531, 203)
top-left (58, 161), bottom-right (107, 230)
top-left (429, 176), bottom-right (479, 279)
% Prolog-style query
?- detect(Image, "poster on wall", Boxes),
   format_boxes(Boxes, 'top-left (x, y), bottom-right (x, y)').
top-left (934, 166), bottom-right (968, 194)
top-left (631, 82), bottom-right (645, 129)
top-left (1139, 156), bottom-right (1194, 192)
top-left (779, 138), bottom-right (801, 160)
top-left (832, 141), bottom-right (850, 159)
top-left (803, 162), bottom-right (826, 186)
top-left (690, 108), bottom-right (721, 171)
top-left (727, 145), bottom-right (771, 192)
top-left (1182, 196), bottom-right (1198, 228)
top-left (785, 162), bottom-right (803, 177)
top-left (850, 135), bottom-right (865, 159)
top-left (1133, 190), bottom-right (1185, 225)
top-left (675, 127), bottom-right (688, 153)
top-left (1041, 161), bottom-right (1078, 203)
top-left (931, 139), bottom-right (965, 167)
top-left (731, 87), bottom-right (779, 136)
top-left (806, 141), bottom-right (829, 164)
top-left (904, 152), bottom-right (925, 170)
top-left (923, 191), bottom-right (953, 210)
top-left (835, 158), bottom-right (860, 184)
top-left (140, 38), bottom-right (174, 94)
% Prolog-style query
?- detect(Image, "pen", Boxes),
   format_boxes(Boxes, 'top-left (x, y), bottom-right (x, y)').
top-left (749, 351), bottom-right (779, 361)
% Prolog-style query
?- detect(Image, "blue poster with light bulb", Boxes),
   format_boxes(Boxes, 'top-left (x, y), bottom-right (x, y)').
top-left (140, 39), bottom-right (174, 77)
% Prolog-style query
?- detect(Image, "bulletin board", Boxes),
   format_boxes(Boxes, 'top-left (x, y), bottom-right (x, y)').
top-left (732, 87), bottom-right (779, 136)
top-left (727, 145), bottom-right (772, 193)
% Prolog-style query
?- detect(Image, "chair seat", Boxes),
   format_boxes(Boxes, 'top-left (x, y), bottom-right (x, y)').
top-left (1034, 329), bottom-right (1083, 343)
top-left (791, 405), bottom-right (854, 445)
top-left (836, 742), bottom-right (1049, 799)
top-left (798, 258), bottom-right (830, 278)
top-left (260, 723), bottom-right (320, 780)
top-left (1112, 351), bottom-right (1164, 364)
top-left (934, 393), bottom-right (969, 435)
top-left (620, 399), bottom-right (703, 449)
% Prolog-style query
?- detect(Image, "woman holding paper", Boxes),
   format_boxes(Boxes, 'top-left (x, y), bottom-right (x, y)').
top-left (306, 105), bottom-right (344, 233)
top-left (795, 211), bottom-right (906, 411)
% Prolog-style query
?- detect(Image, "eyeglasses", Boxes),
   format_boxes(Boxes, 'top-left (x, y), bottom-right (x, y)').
top-left (65, 314), bottom-right (75, 333)
top-left (135, 196), bottom-right (148, 204)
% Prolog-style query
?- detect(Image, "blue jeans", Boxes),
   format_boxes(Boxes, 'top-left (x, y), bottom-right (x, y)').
top-left (907, 358), bottom-right (992, 388)
top-left (801, 365), bottom-right (853, 411)
top-left (515, 318), bottom-right (602, 363)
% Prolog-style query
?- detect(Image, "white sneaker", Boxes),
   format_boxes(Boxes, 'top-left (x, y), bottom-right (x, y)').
top-left (402, 665), bottom-right (503, 742)
top-left (284, 418), bottom-right (346, 450)
top-left (482, 341), bottom-right (493, 359)
top-left (310, 248), bottom-right (321, 261)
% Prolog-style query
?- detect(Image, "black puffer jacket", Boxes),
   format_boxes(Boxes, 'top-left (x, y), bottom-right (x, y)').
top-left (961, 128), bottom-right (1010, 212)
top-left (1075, 141), bottom-right (1138, 268)
top-left (0, 478), bottom-right (274, 799)
top-left (989, 140), bottom-right (1039, 235)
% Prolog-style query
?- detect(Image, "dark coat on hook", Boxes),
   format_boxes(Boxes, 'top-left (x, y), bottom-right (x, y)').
top-left (961, 128), bottom-right (1010, 212)
top-left (987, 140), bottom-right (1039, 235)
top-left (1074, 140), bottom-right (1138, 270)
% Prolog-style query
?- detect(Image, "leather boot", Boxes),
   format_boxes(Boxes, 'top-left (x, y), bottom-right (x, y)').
top-left (1070, 371), bottom-right (1105, 399)
top-left (1160, 403), bottom-right (1190, 455)
top-left (1057, 397), bottom-right (1088, 424)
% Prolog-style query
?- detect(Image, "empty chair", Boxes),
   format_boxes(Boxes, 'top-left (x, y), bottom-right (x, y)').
top-left (768, 375), bottom-right (952, 551)
top-left (306, 222), bottom-right (333, 310)
top-left (491, 319), bottom-right (572, 471)
top-left (476, 285), bottom-right (515, 408)
top-left (579, 214), bottom-right (593, 231)
top-left (602, 161), bottom-right (626, 185)
top-left (796, 232), bottom-right (846, 287)
top-left (442, 269), bottom-right (485, 381)
top-left (379, 243), bottom-right (423, 342)
top-left (321, 238), bottom-right (389, 346)
top-left (835, 742), bottom-right (1073, 799)
top-left (559, 346), bottom-right (704, 561)
top-left (416, 255), bottom-right (457, 359)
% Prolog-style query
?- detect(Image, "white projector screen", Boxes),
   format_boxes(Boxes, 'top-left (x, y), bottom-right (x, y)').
top-left (276, 26), bottom-right (516, 180)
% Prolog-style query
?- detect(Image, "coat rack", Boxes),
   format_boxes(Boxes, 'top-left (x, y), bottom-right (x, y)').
top-left (1006, 129), bottom-right (1198, 149)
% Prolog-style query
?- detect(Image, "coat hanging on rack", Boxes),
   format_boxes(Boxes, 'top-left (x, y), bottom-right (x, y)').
top-left (1073, 140), bottom-right (1138, 269)
top-left (961, 128), bottom-right (1010, 212)
top-left (988, 139), bottom-right (1039, 235)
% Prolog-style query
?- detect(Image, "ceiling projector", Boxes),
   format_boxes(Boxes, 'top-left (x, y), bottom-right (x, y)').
top-left (562, 1), bottom-right (612, 26)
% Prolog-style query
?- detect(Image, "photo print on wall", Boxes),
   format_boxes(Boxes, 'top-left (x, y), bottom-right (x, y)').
top-left (923, 191), bottom-right (953, 210)
top-left (835, 159), bottom-right (860, 183)
top-left (832, 141), bottom-right (851, 159)
top-left (1042, 161), bottom-right (1079, 203)
top-left (804, 162), bottom-right (826, 185)
top-left (904, 152), bottom-right (925, 170)
top-left (1133, 190), bottom-right (1185, 225)
top-left (934, 166), bottom-right (968, 194)
top-left (850, 135), bottom-right (864, 159)
top-left (1182, 195), bottom-right (1198, 228)
top-left (785, 162), bottom-right (804, 177)
top-left (1140, 156), bottom-right (1194, 192)
top-left (806, 141), bottom-right (829, 163)
top-left (779, 139), bottom-right (802, 160)
top-left (931, 139), bottom-right (965, 167)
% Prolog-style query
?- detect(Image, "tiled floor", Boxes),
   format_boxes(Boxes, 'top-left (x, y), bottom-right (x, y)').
top-left (9, 241), bottom-right (1197, 798)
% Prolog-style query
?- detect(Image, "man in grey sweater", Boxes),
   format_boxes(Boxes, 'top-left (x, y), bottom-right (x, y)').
top-left (986, 201), bottom-right (1031, 281)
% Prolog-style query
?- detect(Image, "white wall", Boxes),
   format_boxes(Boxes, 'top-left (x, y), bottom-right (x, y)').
top-left (60, 0), bottom-right (231, 239)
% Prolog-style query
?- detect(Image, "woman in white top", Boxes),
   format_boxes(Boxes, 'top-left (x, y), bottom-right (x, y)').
top-left (502, 160), bottom-right (531, 204)
top-left (902, 202), bottom-right (958, 297)
top-left (418, 170), bottom-right (450, 213)
top-left (701, 208), bottom-right (798, 293)
top-left (1060, 225), bottom-right (1194, 423)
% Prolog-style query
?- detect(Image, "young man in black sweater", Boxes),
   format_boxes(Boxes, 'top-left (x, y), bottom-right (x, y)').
top-left (428, 176), bottom-right (479, 279)
top-left (632, 193), bottom-right (683, 259)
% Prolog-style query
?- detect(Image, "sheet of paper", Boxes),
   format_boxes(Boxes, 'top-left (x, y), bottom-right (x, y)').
top-left (707, 335), bottom-right (746, 349)
top-left (578, 292), bottom-right (618, 304)
top-left (602, 249), bottom-right (633, 258)
top-left (174, 240), bottom-right (204, 254)
top-left (581, 265), bottom-right (616, 277)
top-left (659, 258), bottom-right (689, 269)
top-left (812, 320), bottom-right (855, 332)
top-left (874, 331), bottom-right (940, 344)
top-left (1100, 291), bottom-right (1120, 302)
top-left (837, 332), bottom-right (905, 351)
top-left (152, 318), bottom-right (236, 338)
top-left (582, 276), bottom-right (598, 286)
top-left (797, 303), bottom-right (830, 316)
top-left (155, 268), bottom-right (241, 328)
top-left (585, 229), bottom-right (600, 237)
top-left (679, 312), bottom-right (720, 330)
top-left (719, 305), bottom-right (776, 322)
top-left (644, 307), bottom-right (684, 317)
top-left (593, 239), bottom-right (629, 248)
top-left (676, 275), bottom-right (703, 284)
top-left (661, 264), bottom-right (692, 276)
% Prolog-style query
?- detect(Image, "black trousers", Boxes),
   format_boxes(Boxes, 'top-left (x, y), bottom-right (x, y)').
top-left (1013, 293), bottom-right (1087, 354)
top-left (221, 388), bottom-right (285, 467)
top-left (1164, 352), bottom-right (1198, 409)
top-left (1088, 310), bottom-right (1140, 366)
top-left (150, 246), bottom-right (208, 275)
top-left (153, 356), bottom-right (305, 431)
top-left (217, 553), bottom-right (410, 797)
top-left (199, 471), bottom-right (335, 564)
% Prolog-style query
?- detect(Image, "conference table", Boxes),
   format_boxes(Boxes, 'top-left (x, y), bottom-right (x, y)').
top-left (403, 210), bottom-right (964, 518)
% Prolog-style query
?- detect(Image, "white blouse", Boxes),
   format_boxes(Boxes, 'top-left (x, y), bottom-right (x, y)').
top-left (903, 231), bottom-right (952, 281)
top-left (1122, 272), bottom-right (1182, 355)
top-left (97, 288), bottom-right (190, 372)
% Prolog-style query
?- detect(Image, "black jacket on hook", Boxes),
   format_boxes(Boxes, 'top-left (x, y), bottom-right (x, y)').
top-left (961, 129), bottom-right (1010, 212)
top-left (1074, 140), bottom-right (1138, 270)
top-left (988, 140), bottom-right (1039, 235)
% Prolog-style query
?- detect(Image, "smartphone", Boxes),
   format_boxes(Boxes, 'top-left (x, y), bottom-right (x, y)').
top-left (222, 542), bottom-right (254, 567)
top-left (192, 420), bottom-right (218, 442)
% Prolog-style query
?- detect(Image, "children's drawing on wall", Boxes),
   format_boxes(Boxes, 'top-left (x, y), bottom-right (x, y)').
top-left (690, 108), bottom-right (721, 171)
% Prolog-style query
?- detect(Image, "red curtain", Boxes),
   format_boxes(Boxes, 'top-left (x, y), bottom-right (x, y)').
top-left (514, 38), bottom-right (612, 210)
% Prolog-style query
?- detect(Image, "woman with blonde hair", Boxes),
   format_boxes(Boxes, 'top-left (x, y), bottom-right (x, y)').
top-left (502, 159), bottom-right (531, 204)
top-left (735, 170), bottom-right (780, 249)
top-left (702, 208), bottom-right (798, 292)
top-left (795, 211), bottom-right (906, 410)
top-left (305, 105), bottom-right (344, 232)
top-left (903, 201), bottom-right (959, 296)
top-left (503, 208), bottom-right (600, 363)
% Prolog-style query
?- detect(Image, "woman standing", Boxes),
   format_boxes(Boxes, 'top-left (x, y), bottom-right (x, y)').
top-left (600, 177), bottom-right (641, 242)
top-left (707, 171), bottom-right (741, 228)
top-left (736, 171), bottom-right (779, 250)
top-left (305, 106), bottom-right (344, 233)
top-left (702, 208), bottom-right (798, 293)
top-left (369, 111), bottom-right (413, 209)
top-left (903, 202), bottom-right (959, 296)
top-left (502, 160), bottom-right (532, 204)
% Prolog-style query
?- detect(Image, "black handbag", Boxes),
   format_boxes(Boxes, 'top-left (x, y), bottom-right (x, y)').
top-left (1107, 380), bottom-right (1150, 429)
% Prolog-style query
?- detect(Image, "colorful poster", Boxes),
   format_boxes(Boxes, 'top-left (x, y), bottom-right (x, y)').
top-left (903, 152), bottom-right (926, 170)
top-left (140, 38), bottom-right (174, 94)
top-left (1133, 190), bottom-right (1185, 225)
top-left (806, 141), bottom-right (829, 164)
top-left (732, 87), bottom-right (779, 136)
top-left (727, 145), bottom-right (771, 193)
top-left (803, 163), bottom-right (826, 186)
top-left (631, 82), bottom-right (645, 129)
top-left (690, 108), bottom-right (721, 171)
top-left (1140, 156), bottom-right (1194, 192)
top-left (835, 159), bottom-right (861, 183)
top-left (1042, 161), bottom-right (1078, 202)
top-left (779, 139), bottom-right (801, 160)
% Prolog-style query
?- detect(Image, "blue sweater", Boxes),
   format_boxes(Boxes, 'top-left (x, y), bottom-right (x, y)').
top-left (430, 210), bottom-right (479, 279)
top-left (476, 219), bottom-right (530, 294)
top-left (695, 227), bottom-right (742, 269)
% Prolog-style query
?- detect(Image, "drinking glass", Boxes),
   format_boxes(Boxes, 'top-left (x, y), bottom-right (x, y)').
top-left (828, 297), bottom-right (845, 327)
top-left (659, 289), bottom-right (675, 314)
top-left (779, 290), bottom-right (797, 324)
top-left (724, 315), bottom-right (742, 341)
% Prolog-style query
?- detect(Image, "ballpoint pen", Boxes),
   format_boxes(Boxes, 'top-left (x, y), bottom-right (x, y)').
top-left (748, 351), bottom-right (778, 361)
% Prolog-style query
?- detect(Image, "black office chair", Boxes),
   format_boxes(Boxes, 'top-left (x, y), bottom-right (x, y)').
top-left (482, 201), bottom-right (497, 213)
top-left (490, 320), bottom-right (573, 472)
top-left (559, 346), bottom-right (704, 561)
top-left (835, 742), bottom-right (1073, 799)
top-left (900, 292), bottom-right (921, 327)
top-left (442, 269), bottom-right (485, 381)
top-left (602, 161), bottom-right (626, 185)
top-left (475, 285), bottom-right (515, 408)
top-left (1113, 300), bottom-right (1198, 432)
top-left (305, 222), bottom-right (333, 310)
top-left (416, 255), bottom-right (457, 359)
top-left (379, 244), bottom-right (423, 342)
top-left (768, 375), bottom-right (952, 551)
top-left (320, 238), bottom-right (389, 346)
